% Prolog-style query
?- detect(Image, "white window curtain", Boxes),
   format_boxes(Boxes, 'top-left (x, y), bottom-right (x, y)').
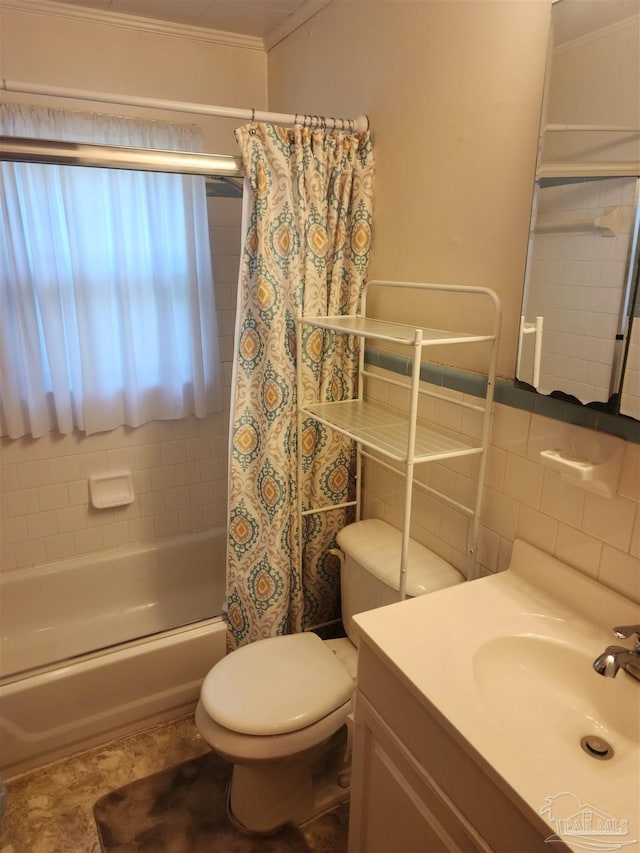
top-left (0, 104), bottom-right (221, 438)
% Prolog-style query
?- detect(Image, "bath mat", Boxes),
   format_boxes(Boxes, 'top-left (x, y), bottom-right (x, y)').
top-left (94, 751), bottom-right (349, 853)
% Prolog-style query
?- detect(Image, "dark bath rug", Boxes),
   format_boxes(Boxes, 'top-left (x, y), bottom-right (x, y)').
top-left (94, 751), bottom-right (349, 853)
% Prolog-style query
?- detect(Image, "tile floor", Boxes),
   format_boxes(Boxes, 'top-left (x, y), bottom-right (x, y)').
top-left (0, 715), bottom-right (245, 852)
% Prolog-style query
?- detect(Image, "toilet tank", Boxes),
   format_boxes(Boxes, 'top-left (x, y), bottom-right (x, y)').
top-left (335, 519), bottom-right (464, 646)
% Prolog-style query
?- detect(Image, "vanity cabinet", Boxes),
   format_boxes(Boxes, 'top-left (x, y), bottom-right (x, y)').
top-left (348, 691), bottom-right (486, 852)
top-left (348, 637), bottom-right (569, 853)
top-left (296, 281), bottom-right (501, 586)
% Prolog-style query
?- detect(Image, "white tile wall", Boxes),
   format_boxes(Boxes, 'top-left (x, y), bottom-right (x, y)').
top-left (0, 196), bottom-right (242, 575)
top-left (361, 373), bottom-right (640, 604)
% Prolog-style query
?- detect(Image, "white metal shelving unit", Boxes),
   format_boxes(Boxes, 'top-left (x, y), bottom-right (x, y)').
top-left (296, 280), bottom-right (502, 594)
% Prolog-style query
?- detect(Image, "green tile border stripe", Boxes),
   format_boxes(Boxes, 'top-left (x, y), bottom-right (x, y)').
top-left (364, 348), bottom-right (640, 444)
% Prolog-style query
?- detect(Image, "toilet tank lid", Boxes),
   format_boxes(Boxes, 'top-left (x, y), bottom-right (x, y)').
top-left (336, 519), bottom-right (464, 596)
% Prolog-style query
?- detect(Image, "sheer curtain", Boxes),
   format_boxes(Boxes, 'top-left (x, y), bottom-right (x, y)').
top-left (0, 104), bottom-right (221, 438)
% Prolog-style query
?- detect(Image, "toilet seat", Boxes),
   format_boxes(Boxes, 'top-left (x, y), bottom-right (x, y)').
top-left (195, 697), bottom-right (352, 763)
top-left (200, 632), bottom-right (354, 736)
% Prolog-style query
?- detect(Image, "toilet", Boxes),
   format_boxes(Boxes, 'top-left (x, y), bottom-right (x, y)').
top-left (195, 518), bottom-right (464, 832)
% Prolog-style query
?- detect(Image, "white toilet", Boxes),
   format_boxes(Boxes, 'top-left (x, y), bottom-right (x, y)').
top-left (195, 518), bottom-right (464, 832)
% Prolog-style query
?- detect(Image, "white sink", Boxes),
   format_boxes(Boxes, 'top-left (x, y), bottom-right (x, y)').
top-left (474, 634), bottom-right (639, 749)
top-left (353, 539), bottom-right (640, 852)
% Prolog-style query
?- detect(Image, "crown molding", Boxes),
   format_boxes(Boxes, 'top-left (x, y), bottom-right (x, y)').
top-left (554, 12), bottom-right (640, 55)
top-left (264, 0), bottom-right (332, 51)
top-left (1, 0), bottom-right (266, 50)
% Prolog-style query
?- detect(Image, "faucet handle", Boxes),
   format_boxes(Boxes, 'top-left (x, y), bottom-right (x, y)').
top-left (613, 625), bottom-right (640, 645)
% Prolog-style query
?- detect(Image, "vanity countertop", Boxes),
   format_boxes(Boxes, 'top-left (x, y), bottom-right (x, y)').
top-left (354, 540), bottom-right (640, 853)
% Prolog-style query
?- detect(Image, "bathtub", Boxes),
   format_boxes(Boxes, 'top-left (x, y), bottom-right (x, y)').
top-left (0, 529), bottom-right (227, 778)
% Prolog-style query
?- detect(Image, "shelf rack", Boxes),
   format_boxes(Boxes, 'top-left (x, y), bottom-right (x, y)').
top-left (296, 280), bottom-right (501, 596)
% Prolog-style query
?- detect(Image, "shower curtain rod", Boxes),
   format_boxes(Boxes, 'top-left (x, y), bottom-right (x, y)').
top-left (545, 123), bottom-right (640, 132)
top-left (1, 79), bottom-right (369, 133)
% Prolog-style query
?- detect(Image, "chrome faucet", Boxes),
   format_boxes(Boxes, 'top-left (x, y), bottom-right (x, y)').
top-left (593, 625), bottom-right (640, 682)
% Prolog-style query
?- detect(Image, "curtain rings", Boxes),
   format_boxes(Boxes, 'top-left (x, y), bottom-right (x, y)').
top-left (249, 109), bottom-right (357, 134)
top-left (298, 114), bottom-right (333, 131)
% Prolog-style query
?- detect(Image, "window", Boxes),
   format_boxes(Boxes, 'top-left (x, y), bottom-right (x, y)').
top-left (0, 104), bottom-right (221, 438)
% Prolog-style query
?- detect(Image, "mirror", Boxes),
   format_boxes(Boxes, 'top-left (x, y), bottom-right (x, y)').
top-left (517, 0), bottom-right (640, 419)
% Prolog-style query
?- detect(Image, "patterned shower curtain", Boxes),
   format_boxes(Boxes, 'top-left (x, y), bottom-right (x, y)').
top-left (226, 122), bottom-right (374, 650)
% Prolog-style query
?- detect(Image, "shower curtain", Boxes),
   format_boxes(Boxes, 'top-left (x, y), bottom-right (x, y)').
top-left (226, 122), bottom-right (374, 649)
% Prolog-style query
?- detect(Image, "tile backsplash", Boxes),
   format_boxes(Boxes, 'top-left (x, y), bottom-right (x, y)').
top-left (481, 405), bottom-right (638, 602)
top-left (362, 373), bottom-right (640, 605)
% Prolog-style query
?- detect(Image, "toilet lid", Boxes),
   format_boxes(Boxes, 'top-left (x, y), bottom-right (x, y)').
top-left (200, 632), bottom-right (354, 736)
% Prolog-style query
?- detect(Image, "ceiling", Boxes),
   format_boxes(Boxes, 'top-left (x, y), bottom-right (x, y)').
top-left (21, 0), bottom-right (640, 48)
top-left (35, 0), bottom-right (328, 45)
top-left (552, 0), bottom-right (640, 45)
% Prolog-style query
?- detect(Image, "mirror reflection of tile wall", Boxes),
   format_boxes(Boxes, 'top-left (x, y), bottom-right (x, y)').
top-left (621, 316), bottom-right (640, 419)
top-left (520, 176), bottom-right (637, 403)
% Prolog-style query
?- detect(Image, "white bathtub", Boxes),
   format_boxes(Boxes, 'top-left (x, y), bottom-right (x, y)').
top-left (0, 529), bottom-right (227, 778)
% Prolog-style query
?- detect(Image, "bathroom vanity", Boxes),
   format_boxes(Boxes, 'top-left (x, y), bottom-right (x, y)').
top-left (348, 638), bottom-right (560, 851)
top-left (348, 540), bottom-right (640, 853)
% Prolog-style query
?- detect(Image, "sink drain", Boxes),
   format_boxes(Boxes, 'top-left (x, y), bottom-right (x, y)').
top-left (580, 735), bottom-right (614, 760)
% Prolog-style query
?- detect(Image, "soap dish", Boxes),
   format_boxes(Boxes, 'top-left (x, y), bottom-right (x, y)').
top-left (539, 447), bottom-right (622, 498)
top-left (539, 449), bottom-right (594, 480)
top-left (89, 471), bottom-right (135, 509)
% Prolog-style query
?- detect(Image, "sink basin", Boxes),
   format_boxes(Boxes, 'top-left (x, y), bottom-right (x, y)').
top-left (473, 635), bottom-right (640, 751)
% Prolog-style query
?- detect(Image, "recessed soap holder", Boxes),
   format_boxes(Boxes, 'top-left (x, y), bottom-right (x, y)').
top-left (89, 471), bottom-right (135, 509)
top-left (539, 444), bottom-right (622, 498)
top-left (540, 449), bottom-right (597, 479)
